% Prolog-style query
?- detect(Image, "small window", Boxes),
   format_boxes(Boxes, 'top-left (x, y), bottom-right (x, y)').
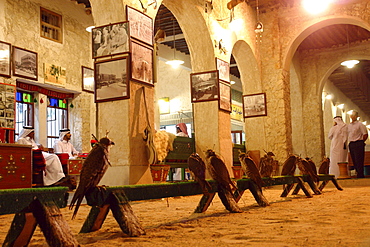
top-left (15, 91), bottom-right (34, 139)
top-left (47, 97), bottom-right (68, 148)
top-left (40, 7), bottom-right (62, 43)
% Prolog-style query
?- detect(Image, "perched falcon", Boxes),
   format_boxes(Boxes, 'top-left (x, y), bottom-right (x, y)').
top-left (188, 153), bottom-right (212, 193)
top-left (259, 151), bottom-right (275, 178)
top-left (305, 157), bottom-right (318, 177)
top-left (297, 157), bottom-right (319, 183)
top-left (318, 157), bottom-right (330, 175)
top-left (205, 149), bottom-right (237, 193)
top-left (281, 155), bottom-right (299, 176)
top-left (69, 135), bottom-right (115, 219)
top-left (239, 152), bottom-right (263, 189)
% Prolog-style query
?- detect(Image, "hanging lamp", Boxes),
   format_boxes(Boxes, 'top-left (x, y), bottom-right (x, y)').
top-left (341, 25), bottom-right (359, 68)
top-left (165, 18), bottom-right (184, 69)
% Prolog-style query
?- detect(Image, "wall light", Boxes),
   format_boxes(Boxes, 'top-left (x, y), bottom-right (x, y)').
top-left (86, 26), bottom-right (95, 32)
top-left (230, 80), bottom-right (236, 85)
top-left (325, 94), bottom-right (332, 100)
top-left (158, 97), bottom-right (170, 114)
top-left (362, 121), bottom-right (367, 125)
top-left (366, 124), bottom-right (370, 129)
top-left (302, 0), bottom-right (333, 14)
top-left (337, 104), bottom-right (344, 109)
top-left (341, 60), bottom-right (359, 68)
top-left (347, 110), bottom-right (353, 115)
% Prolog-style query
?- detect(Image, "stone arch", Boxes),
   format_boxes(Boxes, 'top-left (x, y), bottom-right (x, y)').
top-left (283, 15), bottom-right (370, 161)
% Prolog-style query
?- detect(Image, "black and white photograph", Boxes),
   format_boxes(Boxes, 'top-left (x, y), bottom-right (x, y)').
top-left (0, 41), bottom-right (11, 78)
top-left (243, 92), bottom-right (267, 118)
top-left (126, 6), bottom-right (154, 46)
top-left (82, 66), bottom-right (95, 93)
top-left (190, 70), bottom-right (219, 103)
top-left (92, 21), bottom-right (130, 59)
top-left (131, 40), bottom-right (153, 85)
top-left (219, 81), bottom-right (231, 112)
top-left (12, 46), bottom-right (38, 80)
top-left (216, 58), bottom-right (230, 82)
top-left (0, 82), bottom-right (15, 129)
top-left (94, 57), bottom-right (129, 103)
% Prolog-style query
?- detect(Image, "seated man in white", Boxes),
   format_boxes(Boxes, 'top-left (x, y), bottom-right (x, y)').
top-left (17, 126), bottom-right (65, 186)
top-left (53, 128), bottom-right (79, 158)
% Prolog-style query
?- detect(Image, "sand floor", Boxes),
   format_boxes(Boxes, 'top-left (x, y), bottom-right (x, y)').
top-left (1, 182), bottom-right (370, 246)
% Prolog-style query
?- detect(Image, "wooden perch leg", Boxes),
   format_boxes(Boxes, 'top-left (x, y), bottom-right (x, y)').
top-left (217, 184), bottom-right (242, 213)
top-left (80, 204), bottom-right (110, 233)
top-left (194, 192), bottom-right (216, 213)
top-left (109, 191), bottom-right (146, 237)
top-left (3, 212), bottom-right (37, 247)
top-left (318, 181), bottom-right (329, 191)
top-left (296, 177), bottom-right (313, 198)
top-left (292, 184), bottom-right (301, 195)
top-left (331, 177), bottom-right (343, 191)
top-left (306, 177), bottom-right (322, 195)
top-left (233, 189), bottom-right (245, 203)
top-left (280, 183), bottom-right (295, 197)
top-left (31, 198), bottom-right (79, 247)
top-left (248, 181), bottom-right (269, 207)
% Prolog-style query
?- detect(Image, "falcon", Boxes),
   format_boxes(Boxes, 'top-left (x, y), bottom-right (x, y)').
top-left (318, 157), bottom-right (330, 175)
top-left (297, 157), bottom-right (319, 183)
top-left (239, 152), bottom-right (263, 189)
top-left (305, 157), bottom-right (318, 178)
top-left (281, 155), bottom-right (299, 176)
top-left (188, 153), bottom-right (212, 194)
top-left (205, 149), bottom-right (237, 193)
top-left (259, 151), bottom-right (275, 178)
top-left (69, 134), bottom-right (115, 219)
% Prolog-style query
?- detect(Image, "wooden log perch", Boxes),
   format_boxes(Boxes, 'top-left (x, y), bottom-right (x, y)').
top-left (3, 211), bottom-right (37, 247)
top-left (216, 184), bottom-right (242, 213)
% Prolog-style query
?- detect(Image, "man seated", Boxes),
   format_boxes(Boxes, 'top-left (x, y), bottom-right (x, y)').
top-left (53, 128), bottom-right (79, 158)
top-left (17, 126), bottom-right (75, 190)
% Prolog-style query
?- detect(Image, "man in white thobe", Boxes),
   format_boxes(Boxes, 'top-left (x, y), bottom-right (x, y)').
top-left (328, 116), bottom-right (348, 178)
top-left (53, 128), bottom-right (79, 158)
top-left (17, 126), bottom-right (65, 186)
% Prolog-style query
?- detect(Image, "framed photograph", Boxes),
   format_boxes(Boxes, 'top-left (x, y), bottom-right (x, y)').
top-left (12, 46), bottom-right (38, 80)
top-left (92, 21), bottom-right (130, 59)
top-left (190, 70), bottom-right (219, 103)
top-left (219, 81), bottom-right (231, 112)
top-left (82, 66), bottom-right (94, 93)
top-left (243, 93), bottom-right (267, 118)
top-left (0, 82), bottom-right (15, 130)
top-left (94, 56), bottom-right (130, 103)
top-left (0, 41), bottom-right (11, 78)
top-left (44, 63), bottom-right (66, 87)
top-left (126, 6), bottom-right (153, 46)
top-left (216, 58), bottom-right (230, 82)
top-left (131, 40), bottom-right (153, 85)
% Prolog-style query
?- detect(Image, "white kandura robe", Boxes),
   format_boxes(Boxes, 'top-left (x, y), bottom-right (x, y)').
top-left (328, 123), bottom-right (348, 178)
top-left (53, 140), bottom-right (78, 158)
top-left (17, 137), bottom-right (65, 186)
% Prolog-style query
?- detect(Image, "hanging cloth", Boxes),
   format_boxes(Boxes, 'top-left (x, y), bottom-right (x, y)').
top-left (141, 87), bottom-right (158, 165)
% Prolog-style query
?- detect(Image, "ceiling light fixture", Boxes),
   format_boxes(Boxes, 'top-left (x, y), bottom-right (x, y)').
top-left (165, 18), bottom-right (184, 69)
top-left (86, 26), bottom-right (95, 32)
top-left (302, 0), bottom-right (333, 14)
top-left (341, 24), bottom-right (359, 68)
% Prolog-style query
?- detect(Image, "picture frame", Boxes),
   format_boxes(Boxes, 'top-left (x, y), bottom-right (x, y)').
top-left (12, 46), bottom-right (38, 81)
top-left (94, 56), bottom-right (130, 103)
top-left (126, 6), bottom-right (154, 46)
top-left (0, 41), bottom-right (11, 78)
top-left (216, 58), bottom-right (230, 82)
top-left (190, 70), bottom-right (219, 103)
top-left (219, 81), bottom-right (231, 112)
top-left (242, 92), bottom-right (267, 118)
top-left (131, 40), bottom-right (153, 86)
top-left (82, 66), bottom-right (94, 93)
top-left (92, 21), bottom-right (130, 59)
top-left (0, 82), bottom-right (16, 130)
top-left (44, 63), bottom-right (66, 87)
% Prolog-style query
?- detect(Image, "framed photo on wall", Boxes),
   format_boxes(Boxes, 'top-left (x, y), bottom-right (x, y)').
top-left (242, 92), bottom-right (267, 118)
top-left (0, 41), bottom-right (11, 78)
top-left (44, 63), bottom-right (66, 87)
top-left (12, 46), bottom-right (38, 81)
top-left (216, 58), bottom-right (230, 82)
top-left (131, 40), bottom-right (153, 85)
top-left (82, 66), bottom-right (94, 93)
top-left (219, 81), bottom-right (231, 112)
top-left (126, 6), bottom-right (154, 46)
top-left (190, 70), bottom-right (219, 103)
top-left (0, 82), bottom-right (15, 129)
top-left (94, 56), bottom-right (130, 103)
top-left (92, 21), bottom-right (130, 59)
